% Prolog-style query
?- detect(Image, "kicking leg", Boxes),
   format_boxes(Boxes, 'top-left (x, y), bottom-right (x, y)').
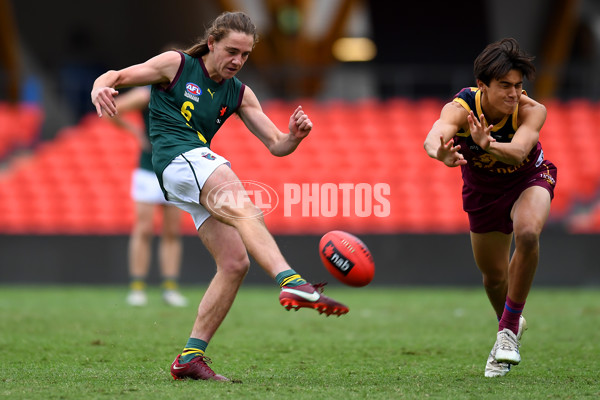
top-left (201, 164), bottom-right (348, 316)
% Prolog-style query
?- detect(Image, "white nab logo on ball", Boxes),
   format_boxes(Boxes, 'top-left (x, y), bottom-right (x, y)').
top-left (322, 240), bottom-right (355, 275)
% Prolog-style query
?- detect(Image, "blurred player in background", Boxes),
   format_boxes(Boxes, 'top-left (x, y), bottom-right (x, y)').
top-left (424, 38), bottom-right (557, 377)
top-left (111, 86), bottom-right (187, 307)
top-left (91, 11), bottom-right (348, 382)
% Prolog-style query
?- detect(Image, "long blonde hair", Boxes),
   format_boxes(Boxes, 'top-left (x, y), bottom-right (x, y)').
top-left (184, 11), bottom-right (259, 58)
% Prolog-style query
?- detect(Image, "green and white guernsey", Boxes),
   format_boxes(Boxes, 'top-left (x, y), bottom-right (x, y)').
top-left (148, 51), bottom-right (245, 195)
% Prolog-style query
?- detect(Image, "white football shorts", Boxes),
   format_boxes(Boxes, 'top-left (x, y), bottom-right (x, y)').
top-left (131, 168), bottom-right (169, 205)
top-left (161, 147), bottom-right (230, 230)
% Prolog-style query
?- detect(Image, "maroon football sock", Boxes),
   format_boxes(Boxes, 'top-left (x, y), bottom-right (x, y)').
top-left (498, 297), bottom-right (525, 335)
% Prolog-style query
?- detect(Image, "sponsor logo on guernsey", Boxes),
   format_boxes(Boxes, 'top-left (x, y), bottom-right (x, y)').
top-left (473, 153), bottom-right (534, 174)
top-left (201, 151), bottom-right (216, 161)
top-left (535, 150), bottom-right (544, 167)
top-left (541, 172), bottom-right (555, 185)
top-left (185, 82), bottom-right (201, 102)
top-left (322, 241), bottom-right (354, 276)
top-left (215, 104), bottom-right (228, 125)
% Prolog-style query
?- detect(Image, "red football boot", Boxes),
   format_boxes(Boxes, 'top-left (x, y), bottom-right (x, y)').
top-left (170, 355), bottom-right (229, 381)
top-left (279, 282), bottom-right (349, 316)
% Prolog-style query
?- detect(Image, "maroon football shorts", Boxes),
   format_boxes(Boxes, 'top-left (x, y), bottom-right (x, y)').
top-left (462, 161), bottom-right (557, 234)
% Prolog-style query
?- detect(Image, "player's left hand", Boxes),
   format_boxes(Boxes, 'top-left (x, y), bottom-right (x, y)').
top-left (288, 106), bottom-right (312, 140)
top-left (468, 111), bottom-right (496, 150)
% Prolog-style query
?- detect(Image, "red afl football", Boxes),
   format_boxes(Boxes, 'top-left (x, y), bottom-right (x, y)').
top-left (319, 230), bottom-right (375, 287)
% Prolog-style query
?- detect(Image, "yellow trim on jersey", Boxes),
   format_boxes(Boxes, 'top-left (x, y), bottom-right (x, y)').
top-left (475, 89), bottom-right (483, 119)
top-left (454, 87), bottom-right (525, 139)
top-left (512, 108), bottom-right (519, 131)
top-left (452, 98), bottom-right (471, 137)
top-left (280, 274), bottom-right (301, 287)
top-left (475, 90), bottom-right (509, 131)
top-left (511, 89), bottom-right (526, 131)
top-left (453, 97), bottom-right (471, 113)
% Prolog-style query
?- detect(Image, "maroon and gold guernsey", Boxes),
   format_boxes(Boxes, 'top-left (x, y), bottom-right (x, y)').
top-left (452, 87), bottom-right (547, 194)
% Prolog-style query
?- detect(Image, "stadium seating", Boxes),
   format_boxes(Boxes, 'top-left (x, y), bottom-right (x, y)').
top-left (0, 103), bottom-right (43, 160)
top-left (0, 98), bottom-right (599, 234)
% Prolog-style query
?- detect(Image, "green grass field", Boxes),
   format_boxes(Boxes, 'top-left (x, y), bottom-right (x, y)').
top-left (1, 285), bottom-right (598, 399)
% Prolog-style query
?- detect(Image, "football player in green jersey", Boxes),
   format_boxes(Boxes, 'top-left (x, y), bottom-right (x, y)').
top-left (92, 11), bottom-right (348, 381)
top-left (110, 86), bottom-right (187, 308)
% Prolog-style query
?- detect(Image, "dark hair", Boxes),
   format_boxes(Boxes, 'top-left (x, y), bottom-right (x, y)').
top-left (184, 11), bottom-right (259, 58)
top-left (473, 38), bottom-right (536, 85)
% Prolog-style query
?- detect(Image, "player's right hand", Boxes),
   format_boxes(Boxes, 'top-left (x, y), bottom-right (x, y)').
top-left (91, 87), bottom-right (119, 118)
top-left (437, 135), bottom-right (467, 167)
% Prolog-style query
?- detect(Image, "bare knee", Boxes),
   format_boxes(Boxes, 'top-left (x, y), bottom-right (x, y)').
top-left (482, 272), bottom-right (507, 292)
top-left (218, 251), bottom-right (250, 279)
top-left (514, 228), bottom-right (540, 253)
top-left (132, 224), bottom-right (153, 242)
top-left (161, 228), bottom-right (181, 244)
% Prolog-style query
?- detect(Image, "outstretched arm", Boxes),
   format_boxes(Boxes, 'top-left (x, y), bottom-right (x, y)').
top-left (237, 86), bottom-right (311, 157)
top-left (472, 95), bottom-right (546, 165)
top-left (424, 102), bottom-right (468, 167)
top-left (91, 51), bottom-right (181, 118)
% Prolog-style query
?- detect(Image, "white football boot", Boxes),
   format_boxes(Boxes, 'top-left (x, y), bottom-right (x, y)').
top-left (494, 329), bottom-right (521, 364)
top-left (484, 316), bottom-right (527, 377)
top-left (127, 290), bottom-right (148, 306)
top-left (163, 290), bottom-right (188, 307)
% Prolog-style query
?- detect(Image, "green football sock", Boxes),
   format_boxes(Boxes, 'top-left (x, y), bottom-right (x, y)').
top-left (276, 269), bottom-right (307, 287)
top-left (180, 338), bottom-right (208, 363)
